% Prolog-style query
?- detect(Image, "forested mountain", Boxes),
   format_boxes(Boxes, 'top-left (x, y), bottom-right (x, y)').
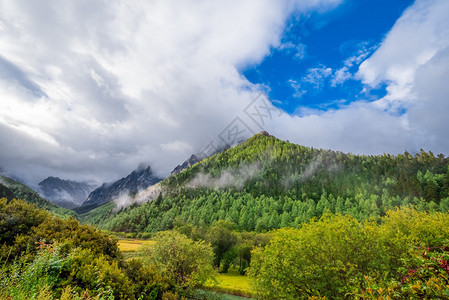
top-left (83, 132), bottom-right (449, 232)
top-left (170, 143), bottom-right (228, 175)
top-left (0, 175), bottom-right (75, 217)
top-left (76, 165), bottom-right (163, 214)
top-left (38, 177), bottom-right (97, 209)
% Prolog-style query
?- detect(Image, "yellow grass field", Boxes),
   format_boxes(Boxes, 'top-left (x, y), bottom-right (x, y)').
top-left (206, 269), bottom-right (254, 298)
top-left (117, 239), bottom-right (155, 252)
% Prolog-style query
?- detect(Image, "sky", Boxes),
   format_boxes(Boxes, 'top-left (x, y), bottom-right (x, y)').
top-left (0, 0), bottom-right (448, 187)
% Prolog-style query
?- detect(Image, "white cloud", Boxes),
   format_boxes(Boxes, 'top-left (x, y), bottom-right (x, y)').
top-left (0, 0), bottom-right (343, 186)
top-left (331, 66), bottom-right (351, 86)
top-left (357, 0), bottom-right (449, 101)
top-left (270, 101), bottom-right (414, 155)
top-left (331, 42), bottom-right (376, 86)
top-left (302, 65), bottom-right (333, 89)
top-left (355, 0), bottom-right (449, 152)
top-left (278, 41), bottom-right (307, 60)
top-left (288, 79), bottom-right (307, 98)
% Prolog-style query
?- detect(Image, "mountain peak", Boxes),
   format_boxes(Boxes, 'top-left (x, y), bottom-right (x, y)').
top-left (259, 131), bottom-right (273, 137)
top-left (38, 177), bottom-right (96, 209)
top-left (76, 163), bottom-right (163, 213)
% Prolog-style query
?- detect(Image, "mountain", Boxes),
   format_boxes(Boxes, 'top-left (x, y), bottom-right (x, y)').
top-left (170, 143), bottom-right (230, 175)
top-left (38, 177), bottom-right (97, 209)
top-left (0, 175), bottom-right (76, 217)
top-left (170, 154), bottom-right (203, 175)
top-left (75, 165), bottom-right (163, 214)
top-left (0, 182), bottom-right (14, 201)
top-left (81, 132), bottom-right (449, 232)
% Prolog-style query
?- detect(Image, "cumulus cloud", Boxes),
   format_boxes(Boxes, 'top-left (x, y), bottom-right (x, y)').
top-left (355, 0), bottom-right (449, 152)
top-left (357, 0), bottom-right (449, 102)
top-left (269, 101), bottom-right (414, 155)
top-left (0, 0), bottom-right (343, 186)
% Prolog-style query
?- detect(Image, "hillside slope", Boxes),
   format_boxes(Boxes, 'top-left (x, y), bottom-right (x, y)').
top-left (0, 175), bottom-right (76, 217)
top-left (84, 132), bottom-right (449, 232)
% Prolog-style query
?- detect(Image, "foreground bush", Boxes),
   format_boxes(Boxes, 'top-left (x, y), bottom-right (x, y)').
top-left (249, 214), bottom-right (383, 299)
top-left (361, 245), bottom-right (449, 299)
top-left (0, 199), bottom-right (146, 299)
top-left (140, 231), bottom-right (215, 297)
top-left (248, 207), bottom-right (449, 299)
top-left (0, 198), bottom-right (119, 261)
top-left (0, 243), bottom-right (123, 299)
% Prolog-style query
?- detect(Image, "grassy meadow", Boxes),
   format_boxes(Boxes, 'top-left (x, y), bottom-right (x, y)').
top-left (205, 269), bottom-right (253, 298)
top-left (118, 239), bottom-right (254, 298)
top-left (117, 239), bottom-right (156, 252)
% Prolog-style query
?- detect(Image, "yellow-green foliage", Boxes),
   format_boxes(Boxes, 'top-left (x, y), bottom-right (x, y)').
top-left (249, 207), bottom-right (449, 299)
top-left (0, 199), bottom-right (220, 300)
top-left (140, 231), bottom-right (215, 296)
top-left (0, 242), bottom-right (125, 300)
top-left (0, 198), bottom-right (120, 261)
top-left (61, 247), bottom-right (134, 299)
top-left (0, 198), bottom-right (49, 259)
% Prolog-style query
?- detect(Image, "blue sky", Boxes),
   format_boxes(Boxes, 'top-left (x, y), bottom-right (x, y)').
top-left (243, 0), bottom-right (413, 113)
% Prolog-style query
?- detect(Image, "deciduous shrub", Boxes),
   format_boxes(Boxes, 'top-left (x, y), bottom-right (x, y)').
top-left (249, 208), bottom-right (449, 299)
top-left (140, 231), bottom-right (214, 296)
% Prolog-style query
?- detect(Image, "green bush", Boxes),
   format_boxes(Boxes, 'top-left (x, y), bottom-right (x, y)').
top-left (0, 198), bottom-right (120, 261)
top-left (140, 231), bottom-right (214, 296)
top-left (248, 208), bottom-right (449, 299)
top-left (360, 245), bottom-right (449, 299)
top-left (249, 214), bottom-right (385, 299)
top-left (124, 258), bottom-right (163, 299)
top-left (0, 242), bottom-right (133, 299)
top-left (0, 198), bottom-right (48, 259)
top-left (60, 247), bottom-right (134, 299)
top-left (0, 243), bottom-right (64, 299)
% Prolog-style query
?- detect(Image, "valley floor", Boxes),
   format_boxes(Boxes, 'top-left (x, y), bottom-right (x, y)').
top-left (117, 239), bottom-right (254, 298)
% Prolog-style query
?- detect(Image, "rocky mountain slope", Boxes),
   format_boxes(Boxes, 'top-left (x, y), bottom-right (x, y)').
top-left (170, 143), bottom-right (229, 175)
top-left (38, 177), bottom-right (97, 209)
top-left (75, 165), bottom-right (163, 214)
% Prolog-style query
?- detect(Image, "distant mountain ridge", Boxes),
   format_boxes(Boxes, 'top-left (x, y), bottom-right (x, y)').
top-left (0, 175), bottom-right (75, 217)
top-left (38, 177), bottom-right (96, 209)
top-left (75, 165), bottom-right (162, 214)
